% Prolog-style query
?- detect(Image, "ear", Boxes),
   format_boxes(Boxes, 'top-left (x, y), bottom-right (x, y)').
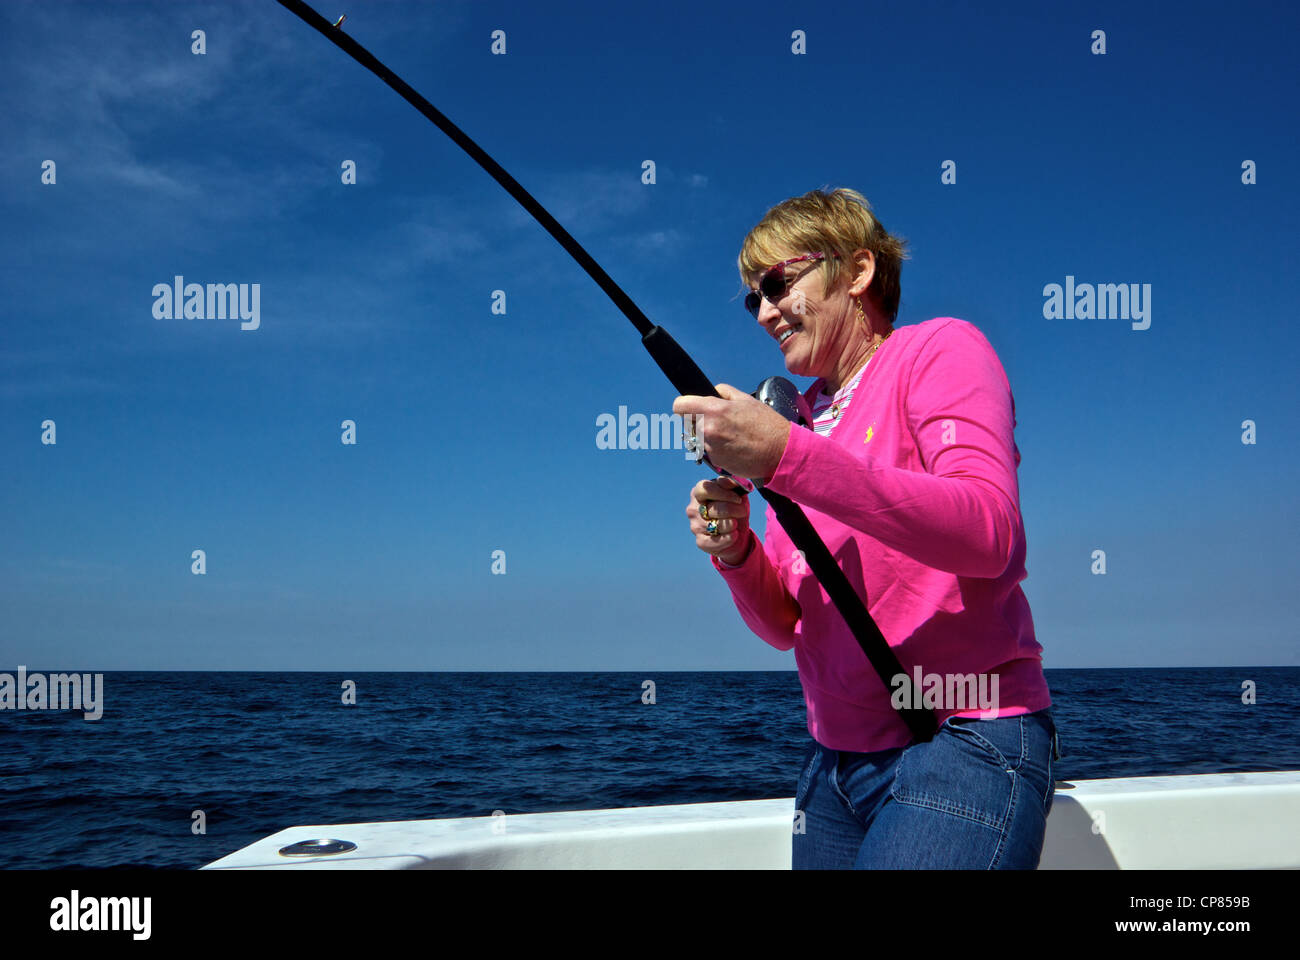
top-left (849, 248), bottom-right (876, 297)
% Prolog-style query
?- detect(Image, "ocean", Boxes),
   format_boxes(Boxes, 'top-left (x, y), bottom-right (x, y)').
top-left (2, 667), bottom-right (1297, 869)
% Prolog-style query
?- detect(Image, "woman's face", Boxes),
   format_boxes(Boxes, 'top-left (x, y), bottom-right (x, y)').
top-left (749, 256), bottom-right (855, 382)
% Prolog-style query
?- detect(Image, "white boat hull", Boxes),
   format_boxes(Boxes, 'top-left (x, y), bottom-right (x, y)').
top-left (203, 771), bottom-right (1300, 869)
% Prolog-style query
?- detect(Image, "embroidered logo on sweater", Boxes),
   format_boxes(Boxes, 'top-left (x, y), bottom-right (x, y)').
top-left (864, 421), bottom-right (877, 444)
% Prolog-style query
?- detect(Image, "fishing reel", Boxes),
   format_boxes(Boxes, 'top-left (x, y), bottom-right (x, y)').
top-left (685, 376), bottom-right (813, 491)
top-left (752, 375), bottom-right (814, 428)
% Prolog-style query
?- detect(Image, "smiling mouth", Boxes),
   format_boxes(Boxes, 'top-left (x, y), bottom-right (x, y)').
top-left (779, 325), bottom-right (801, 345)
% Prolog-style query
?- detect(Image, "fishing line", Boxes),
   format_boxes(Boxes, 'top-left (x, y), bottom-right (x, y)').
top-left (275, 0), bottom-right (936, 742)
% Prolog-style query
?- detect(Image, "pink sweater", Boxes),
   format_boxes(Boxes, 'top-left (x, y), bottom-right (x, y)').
top-left (713, 317), bottom-right (1051, 752)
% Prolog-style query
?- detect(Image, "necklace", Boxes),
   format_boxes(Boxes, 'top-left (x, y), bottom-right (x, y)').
top-left (829, 330), bottom-right (892, 419)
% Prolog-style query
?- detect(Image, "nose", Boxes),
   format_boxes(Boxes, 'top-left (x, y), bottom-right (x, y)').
top-left (755, 294), bottom-right (783, 328)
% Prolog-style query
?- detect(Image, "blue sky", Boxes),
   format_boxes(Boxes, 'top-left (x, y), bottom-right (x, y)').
top-left (2, 0), bottom-right (1296, 670)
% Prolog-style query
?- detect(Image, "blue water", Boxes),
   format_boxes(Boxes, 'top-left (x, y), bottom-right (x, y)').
top-left (2, 668), bottom-right (1297, 869)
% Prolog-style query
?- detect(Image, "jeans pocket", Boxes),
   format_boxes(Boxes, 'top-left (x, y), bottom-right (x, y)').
top-left (1039, 711), bottom-right (1058, 816)
top-left (1044, 749), bottom-right (1056, 817)
top-left (946, 716), bottom-right (1017, 771)
top-left (891, 722), bottom-right (1016, 830)
top-left (952, 711), bottom-right (1056, 817)
top-left (795, 740), bottom-right (820, 810)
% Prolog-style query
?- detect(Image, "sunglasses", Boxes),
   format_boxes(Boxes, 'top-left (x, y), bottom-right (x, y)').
top-left (744, 253), bottom-right (838, 317)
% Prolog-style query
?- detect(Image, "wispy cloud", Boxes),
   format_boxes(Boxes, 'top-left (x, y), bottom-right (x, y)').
top-left (0, 1), bottom-right (392, 219)
top-left (507, 167), bottom-right (652, 235)
top-left (3, 3), bottom-right (230, 192)
top-left (609, 227), bottom-right (687, 257)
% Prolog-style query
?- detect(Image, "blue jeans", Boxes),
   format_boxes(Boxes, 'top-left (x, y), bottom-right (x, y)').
top-left (793, 708), bottom-right (1062, 869)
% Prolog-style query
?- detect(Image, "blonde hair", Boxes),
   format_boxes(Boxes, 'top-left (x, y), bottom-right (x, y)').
top-left (737, 187), bottom-right (909, 322)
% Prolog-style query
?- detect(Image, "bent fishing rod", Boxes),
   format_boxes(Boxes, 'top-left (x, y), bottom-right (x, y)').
top-left (276, 0), bottom-right (936, 742)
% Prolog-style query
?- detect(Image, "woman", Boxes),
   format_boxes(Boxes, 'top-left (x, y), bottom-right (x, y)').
top-left (672, 188), bottom-right (1060, 869)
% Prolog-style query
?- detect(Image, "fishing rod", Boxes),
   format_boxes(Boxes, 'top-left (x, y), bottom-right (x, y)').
top-left (275, 0), bottom-right (936, 743)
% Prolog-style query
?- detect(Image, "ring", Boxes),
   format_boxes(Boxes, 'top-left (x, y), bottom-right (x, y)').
top-left (706, 520), bottom-right (720, 536)
top-left (700, 502), bottom-right (711, 521)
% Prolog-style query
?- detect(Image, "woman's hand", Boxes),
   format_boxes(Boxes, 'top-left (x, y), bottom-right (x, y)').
top-left (673, 384), bottom-right (791, 483)
top-left (686, 476), bottom-right (752, 564)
